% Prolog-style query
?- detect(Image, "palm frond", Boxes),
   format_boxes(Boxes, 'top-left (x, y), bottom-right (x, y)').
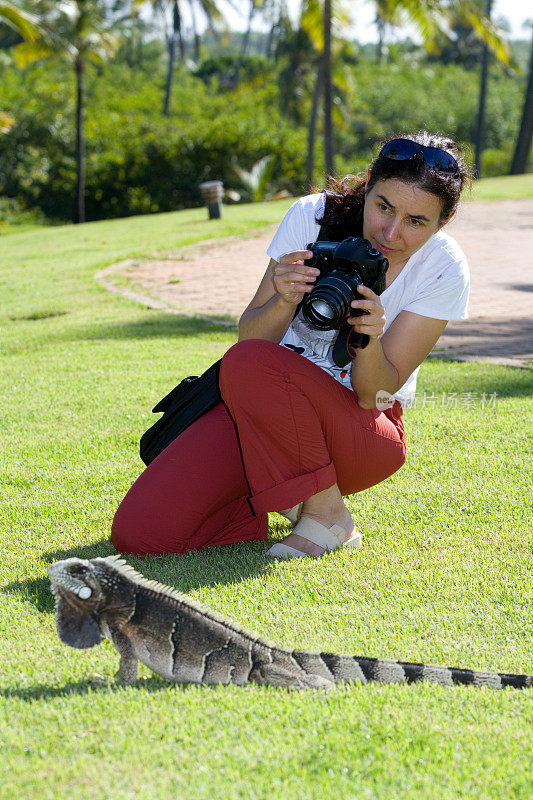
top-left (13, 38), bottom-right (56, 67)
top-left (232, 155), bottom-right (275, 202)
top-left (301, 0), bottom-right (323, 52)
top-left (0, 1), bottom-right (42, 41)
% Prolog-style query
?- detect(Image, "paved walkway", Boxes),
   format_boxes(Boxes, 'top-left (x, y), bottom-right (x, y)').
top-left (99, 198), bottom-right (533, 367)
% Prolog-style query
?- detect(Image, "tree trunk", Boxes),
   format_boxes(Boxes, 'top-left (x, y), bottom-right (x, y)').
top-left (510, 26), bottom-right (533, 175)
top-left (306, 60), bottom-right (324, 190)
top-left (240, 0), bottom-right (256, 58)
top-left (323, 0), bottom-right (334, 178)
top-left (75, 56), bottom-right (85, 224)
top-left (376, 15), bottom-right (385, 63)
top-left (265, 20), bottom-right (274, 59)
top-left (163, 0), bottom-right (181, 116)
top-left (126, 33), bottom-right (133, 68)
top-left (189, 0), bottom-right (201, 62)
top-left (163, 34), bottom-right (176, 115)
top-left (474, 0), bottom-right (492, 178)
top-left (176, 0), bottom-right (185, 60)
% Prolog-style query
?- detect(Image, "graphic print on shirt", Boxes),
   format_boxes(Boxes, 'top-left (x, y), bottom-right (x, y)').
top-left (281, 319), bottom-right (353, 387)
top-left (283, 344), bottom-right (306, 355)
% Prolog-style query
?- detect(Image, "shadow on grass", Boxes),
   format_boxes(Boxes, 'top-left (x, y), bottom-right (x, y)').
top-left (0, 675), bottom-right (215, 702)
top-left (2, 533), bottom-right (282, 614)
top-left (64, 314), bottom-right (533, 401)
top-left (74, 312), bottom-right (236, 342)
top-left (2, 540), bottom-right (116, 613)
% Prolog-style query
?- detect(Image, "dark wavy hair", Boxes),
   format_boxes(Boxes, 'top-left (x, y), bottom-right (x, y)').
top-left (316, 131), bottom-right (472, 240)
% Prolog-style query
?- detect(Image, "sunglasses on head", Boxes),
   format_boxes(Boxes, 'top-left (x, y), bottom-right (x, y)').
top-left (379, 138), bottom-right (460, 176)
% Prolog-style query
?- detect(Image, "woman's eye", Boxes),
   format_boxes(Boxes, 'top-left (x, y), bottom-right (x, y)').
top-left (410, 218), bottom-right (422, 227)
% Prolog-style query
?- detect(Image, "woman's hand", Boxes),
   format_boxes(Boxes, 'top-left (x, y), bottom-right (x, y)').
top-left (347, 285), bottom-right (386, 340)
top-left (272, 251), bottom-right (320, 306)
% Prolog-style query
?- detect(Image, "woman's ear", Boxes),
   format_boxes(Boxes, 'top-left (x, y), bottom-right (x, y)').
top-left (439, 208), bottom-right (457, 229)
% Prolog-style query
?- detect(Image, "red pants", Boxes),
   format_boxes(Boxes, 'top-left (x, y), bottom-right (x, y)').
top-left (111, 340), bottom-right (406, 554)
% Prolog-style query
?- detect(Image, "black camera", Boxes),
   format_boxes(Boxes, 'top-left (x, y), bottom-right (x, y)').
top-left (301, 237), bottom-right (388, 331)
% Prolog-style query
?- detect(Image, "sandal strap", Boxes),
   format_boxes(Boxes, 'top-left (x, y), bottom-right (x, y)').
top-left (292, 518), bottom-right (346, 550)
top-left (266, 542), bottom-right (308, 560)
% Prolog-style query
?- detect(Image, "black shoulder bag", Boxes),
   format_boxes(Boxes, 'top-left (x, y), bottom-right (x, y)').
top-left (139, 359), bottom-right (221, 465)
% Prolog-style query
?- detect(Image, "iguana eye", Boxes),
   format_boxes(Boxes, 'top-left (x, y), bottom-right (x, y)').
top-left (67, 563), bottom-right (88, 576)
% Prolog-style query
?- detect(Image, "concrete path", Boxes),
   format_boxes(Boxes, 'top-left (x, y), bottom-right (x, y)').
top-left (99, 198), bottom-right (533, 367)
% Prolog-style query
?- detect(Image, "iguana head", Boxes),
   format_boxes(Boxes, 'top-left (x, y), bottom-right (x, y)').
top-left (48, 557), bottom-right (105, 649)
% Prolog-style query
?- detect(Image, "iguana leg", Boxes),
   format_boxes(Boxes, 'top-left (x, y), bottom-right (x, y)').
top-left (250, 662), bottom-right (332, 690)
top-left (109, 628), bottom-right (138, 684)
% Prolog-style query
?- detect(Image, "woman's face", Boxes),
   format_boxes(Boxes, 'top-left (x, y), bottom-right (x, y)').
top-left (363, 178), bottom-right (451, 272)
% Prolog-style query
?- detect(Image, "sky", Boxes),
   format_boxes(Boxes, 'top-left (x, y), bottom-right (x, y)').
top-left (216, 0), bottom-right (532, 42)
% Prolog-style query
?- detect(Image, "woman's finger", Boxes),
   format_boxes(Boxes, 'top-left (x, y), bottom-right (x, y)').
top-left (350, 298), bottom-right (381, 312)
top-left (356, 284), bottom-right (379, 299)
top-left (275, 264), bottom-right (319, 278)
top-left (279, 250), bottom-right (314, 264)
top-left (274, 276), bottom-right (315, 288)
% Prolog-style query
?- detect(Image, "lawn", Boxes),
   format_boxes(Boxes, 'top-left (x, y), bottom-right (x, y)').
top-left (469, 172), bottom-right (533, 200)
top-left (0, 189), bottom-right (532, 800)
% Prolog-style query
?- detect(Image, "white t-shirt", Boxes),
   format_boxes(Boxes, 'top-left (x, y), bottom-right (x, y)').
top-left (267, 193), bottom-right (470, 407)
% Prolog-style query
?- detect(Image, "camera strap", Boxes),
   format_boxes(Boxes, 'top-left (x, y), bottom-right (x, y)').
top-left (332, 324), bottom-right (369, 367)
top-left (299, 204), bottom-right (369, 368)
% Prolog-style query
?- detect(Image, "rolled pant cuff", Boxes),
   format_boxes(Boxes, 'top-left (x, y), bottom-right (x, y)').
top-left (250, 462), bottom-right (337, 515)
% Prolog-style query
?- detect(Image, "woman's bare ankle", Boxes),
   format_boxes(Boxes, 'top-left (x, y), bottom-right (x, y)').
top-left (300, 484), bottom-right (354, 541)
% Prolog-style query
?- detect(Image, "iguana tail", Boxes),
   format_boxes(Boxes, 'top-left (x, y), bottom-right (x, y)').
top-left (292, 651), bottom-right (533, 689)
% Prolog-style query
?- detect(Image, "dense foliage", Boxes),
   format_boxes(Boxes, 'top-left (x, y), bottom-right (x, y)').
top-left (0, 43), bottom-right (528, 223)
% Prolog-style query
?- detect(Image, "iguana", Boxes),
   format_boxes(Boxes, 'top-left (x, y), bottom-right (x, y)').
top-left (48, 556), bottom-right (532, 690)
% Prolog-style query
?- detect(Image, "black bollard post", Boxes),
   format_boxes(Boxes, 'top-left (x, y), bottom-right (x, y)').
top-left (199, 181), bottom-right (224, 219)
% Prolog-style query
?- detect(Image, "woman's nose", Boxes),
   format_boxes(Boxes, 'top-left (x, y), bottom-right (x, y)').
top-left (383, 219), bottom-right (400, 241)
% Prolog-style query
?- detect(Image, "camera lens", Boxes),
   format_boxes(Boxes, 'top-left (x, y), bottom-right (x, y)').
top-left (302, 270), bottom-right (362, 330)
top-left (309, 299), bottom-right (336, 321)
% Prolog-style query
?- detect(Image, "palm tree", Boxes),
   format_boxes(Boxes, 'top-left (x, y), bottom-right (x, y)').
top-left (141, 0), bottom-right (227, 116)
top-left (302, 0), bottom-right (509, 182)
top-left (510, 21), bottom-right (533, 175)
top-left (473, 0), bottom-right (493, 177)
top-left (264, 0), bottom-right (287, 59)
top-left (322, 0), bottom-right (333, 176)
top-left (112, 0), bottom-right (155, 68)
top-left (374, 0), bottom-right (402, 62)
top-left (300, 0), bottom-right (350, 183)
top-left (18, 1), bottom-right (118, 223)
top-left (240, 0), bottom-right (260, 58)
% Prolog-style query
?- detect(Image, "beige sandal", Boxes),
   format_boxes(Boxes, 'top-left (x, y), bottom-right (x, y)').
top-left (266, 516), bottom-right (362, 560)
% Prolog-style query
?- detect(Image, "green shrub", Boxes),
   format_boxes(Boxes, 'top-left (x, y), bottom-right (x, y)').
top-left (0, 62), bottom-right (307, 221)
top-left (0, 55), bottom-right (527, 223)
top-left (195, 53), bottom-right (274, 89)
top-left (0, 196), bottom-right (45, 232)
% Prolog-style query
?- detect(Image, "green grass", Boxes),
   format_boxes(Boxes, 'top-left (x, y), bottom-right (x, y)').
top-left (469, 172), bottom-right (533, 201)
top-left (1, 200), bottom-right (532, 800)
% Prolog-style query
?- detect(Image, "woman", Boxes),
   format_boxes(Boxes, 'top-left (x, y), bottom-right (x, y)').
top-left (111, 131), bottom-right (470, 559)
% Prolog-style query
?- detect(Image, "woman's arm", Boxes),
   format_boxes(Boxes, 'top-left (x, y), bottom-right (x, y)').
top-left (238, 253), bottom-right (320, 342)
top-left (348, 286), bottom-right (447, 408)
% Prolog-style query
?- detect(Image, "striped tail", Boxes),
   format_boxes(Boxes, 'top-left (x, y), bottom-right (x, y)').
top-left (292, 651), bottom-right (533, 689)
